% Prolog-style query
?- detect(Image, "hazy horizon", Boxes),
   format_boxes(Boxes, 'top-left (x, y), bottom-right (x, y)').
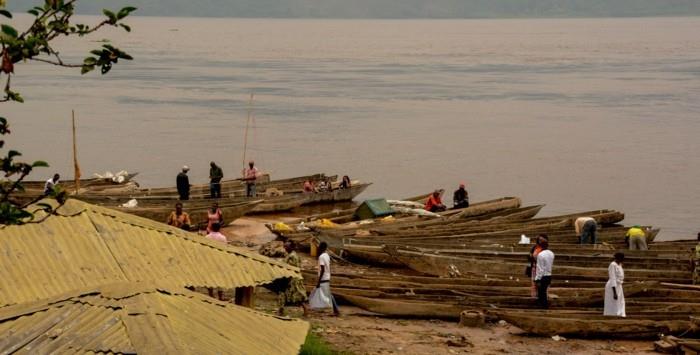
top-left (7, 0), bottom-right (700, 19)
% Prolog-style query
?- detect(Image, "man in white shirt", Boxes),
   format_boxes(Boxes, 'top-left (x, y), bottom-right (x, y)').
top-left (309, 242), bottom-right (340, 316)
top-left (44, 173), bottom-right (60, 195)
top-left (535, 239), bottom-right (554, 309)
top-left (575, 217), bottom-right (597, 244)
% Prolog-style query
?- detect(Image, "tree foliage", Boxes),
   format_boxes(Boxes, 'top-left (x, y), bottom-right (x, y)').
top-left (0, 0), bottom-right (135, 224)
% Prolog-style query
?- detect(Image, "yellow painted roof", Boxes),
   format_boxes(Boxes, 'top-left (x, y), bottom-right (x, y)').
top-left (0, 282), bottom-right (309, 354)
top-left (0, 199), bottom-right (300, 307)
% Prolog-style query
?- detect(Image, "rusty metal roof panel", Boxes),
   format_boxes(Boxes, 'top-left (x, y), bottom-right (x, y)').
top-left (0, 199), bottom-right (300, 307)
top-left (0, 283), bottom-right (308, 354)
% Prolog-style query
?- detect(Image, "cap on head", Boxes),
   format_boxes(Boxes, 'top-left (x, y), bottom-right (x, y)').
top-left (182, 165), bottom-right (189, 172)
top-left (633, 225), bottom-right (641, 229)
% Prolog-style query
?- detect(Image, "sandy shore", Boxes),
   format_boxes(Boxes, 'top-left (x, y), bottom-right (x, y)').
top-left (224, 217), bottom-right (656, 355)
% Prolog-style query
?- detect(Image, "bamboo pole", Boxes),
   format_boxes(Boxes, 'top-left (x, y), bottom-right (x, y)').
top-left (72, 110), bottom-right (81, 194)
top-left (241, 93), bottom-right (254, 172)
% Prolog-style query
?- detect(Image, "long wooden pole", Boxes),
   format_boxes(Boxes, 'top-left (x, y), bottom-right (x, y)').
top-left (72, 110), bottom-right (81, 194)
top-left (241, 93), bottom-right (254, 172)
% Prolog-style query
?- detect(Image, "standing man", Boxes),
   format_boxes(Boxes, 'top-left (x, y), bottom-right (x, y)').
top-left (453, 182), bottom-right (469, 209)
top-left (242, 160), bottom-right (259, 198)
top-left (44, 173), bottom-right (60, 195)
top-left (534, 239), bottom-right (554, 309)
top-left (309, 242), bottom-right (340, 316)
top-left (575, 216), bottom-right (598, 244)
top-left (209, 161), bottom-right (223, 199)
top-left (626, 225), bottom-right (648, 251)
top-left (176, 166), bottom-right (190, 200)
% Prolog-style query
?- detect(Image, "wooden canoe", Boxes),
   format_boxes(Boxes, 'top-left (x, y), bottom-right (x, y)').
top-left (384, 247), bottom-right (692, 282)
top-left (114, 199), bottom-right (263, 228)
top-left (492, 310), bottom-right (700, 339)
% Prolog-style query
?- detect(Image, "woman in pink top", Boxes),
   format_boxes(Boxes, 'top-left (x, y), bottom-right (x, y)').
top-left (206, 202), bottom-right (224, 233)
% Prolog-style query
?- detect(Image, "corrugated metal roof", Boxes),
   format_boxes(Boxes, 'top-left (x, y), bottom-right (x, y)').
top-left (0, 283), bottom-right (309, 354)
top-left (0, 199), bottom-right (301, 307)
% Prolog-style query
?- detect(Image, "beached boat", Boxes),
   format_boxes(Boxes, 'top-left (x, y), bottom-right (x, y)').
top-left (384, 247), bottom-right (692, 281)
top-left (114, 199), bottom-right (263, 229)
top-left (76, 193), bottom-right (309, 214)
top-left (17, 173), bottom-right (139, 191)
top-left (296, 183), bottom-right (371, 204)
top-left (491, 310), bottom-right (700, 339)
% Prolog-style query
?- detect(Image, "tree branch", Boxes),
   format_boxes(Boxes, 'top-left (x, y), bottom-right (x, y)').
top-left (29, 57), bottom-right (82, 68)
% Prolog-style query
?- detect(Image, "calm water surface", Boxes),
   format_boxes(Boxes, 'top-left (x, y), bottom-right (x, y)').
top-left (5, 16), bottom-right (700, 239)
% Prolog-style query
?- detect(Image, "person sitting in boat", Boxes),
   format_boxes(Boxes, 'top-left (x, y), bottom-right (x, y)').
top-left (205, 222), bottom-right (227, 244)
top-left (452, 182), bottom-right (469, 209)
top-left (625, 225), bottom-right (648, 251)
top-left (176, 166), bottom-right (190, 200)
top-left (425, 190), bottom-right (446, 213)
top-left (575, 217), bottom-right (597, 244)
top-left (166, 202), bottom-right (191, 230)
top-left (316, 179), bottom-right (331, 193)
top-left (604, 252), bottom-right (626, 317)
top-left (339, 175), bottom-right (351, 189)
top-left (44, 173), bottom-right (60, 195)
top-left (206, 202), bottom-right (224, 233)
top-left (303, 180), bottom-right (315, 193)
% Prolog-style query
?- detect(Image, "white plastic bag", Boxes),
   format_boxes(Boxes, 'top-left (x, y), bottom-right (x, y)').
top-left (518, 234), bottom-right (530, 244)
top-left (121, 199), bottom-right (138, 208)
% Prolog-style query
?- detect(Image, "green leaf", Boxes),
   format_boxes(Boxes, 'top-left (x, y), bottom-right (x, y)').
top-left (119, 24), bottom-right (131, 32)
top-left (81, 64), bottom-right (95, 75)
top-left (1, 24), bottom-right (18, 38)
top-left (31, 160), bottom-right (49, 168)
top-left (0, 10), bottom-right (12, 18)
top-left (102, 9), bottom-right (117, 23)
top-left (83, 57), bottom-right (96, 65)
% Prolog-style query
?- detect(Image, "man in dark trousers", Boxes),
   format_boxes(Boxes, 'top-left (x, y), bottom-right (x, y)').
top-left (534, 239), bottom-right (554, 309)
top-left (176, 166), bottom-right (190, 200)
top-left (209, 161), bottom-right (224, 198)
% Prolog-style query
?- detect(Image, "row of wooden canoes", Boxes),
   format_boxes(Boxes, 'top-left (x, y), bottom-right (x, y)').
top-left (301, 270), bottom-right (700, 338)
top-left (277, 193), bottom-right (700, 338)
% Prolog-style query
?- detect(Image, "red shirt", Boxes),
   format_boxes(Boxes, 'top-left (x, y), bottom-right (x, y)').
top-left (425, 195), bottom-right (443, 211)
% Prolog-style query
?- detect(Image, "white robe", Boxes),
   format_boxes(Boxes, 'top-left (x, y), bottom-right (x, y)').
top-left (604, 261), bottom-right (626, 317)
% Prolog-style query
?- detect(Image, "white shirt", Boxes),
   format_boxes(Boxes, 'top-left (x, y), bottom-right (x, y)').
top-left (535, 250), bottom-right (554, 280)
top-left (318, 252), bottom-right (331, 281)
top-left (44, 178), bottom-right (58, 194)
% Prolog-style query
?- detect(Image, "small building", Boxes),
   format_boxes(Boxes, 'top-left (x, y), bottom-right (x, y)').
top-left (0, 199), bottom-right (301, 307)
top-left (354, 198), bottom-right (395, 221)
top-left (0, 282), bottom-right (309, 354)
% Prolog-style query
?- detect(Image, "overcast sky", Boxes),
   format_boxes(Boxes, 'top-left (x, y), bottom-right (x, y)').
top-left (7, 0), bottom-right (700, 18)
